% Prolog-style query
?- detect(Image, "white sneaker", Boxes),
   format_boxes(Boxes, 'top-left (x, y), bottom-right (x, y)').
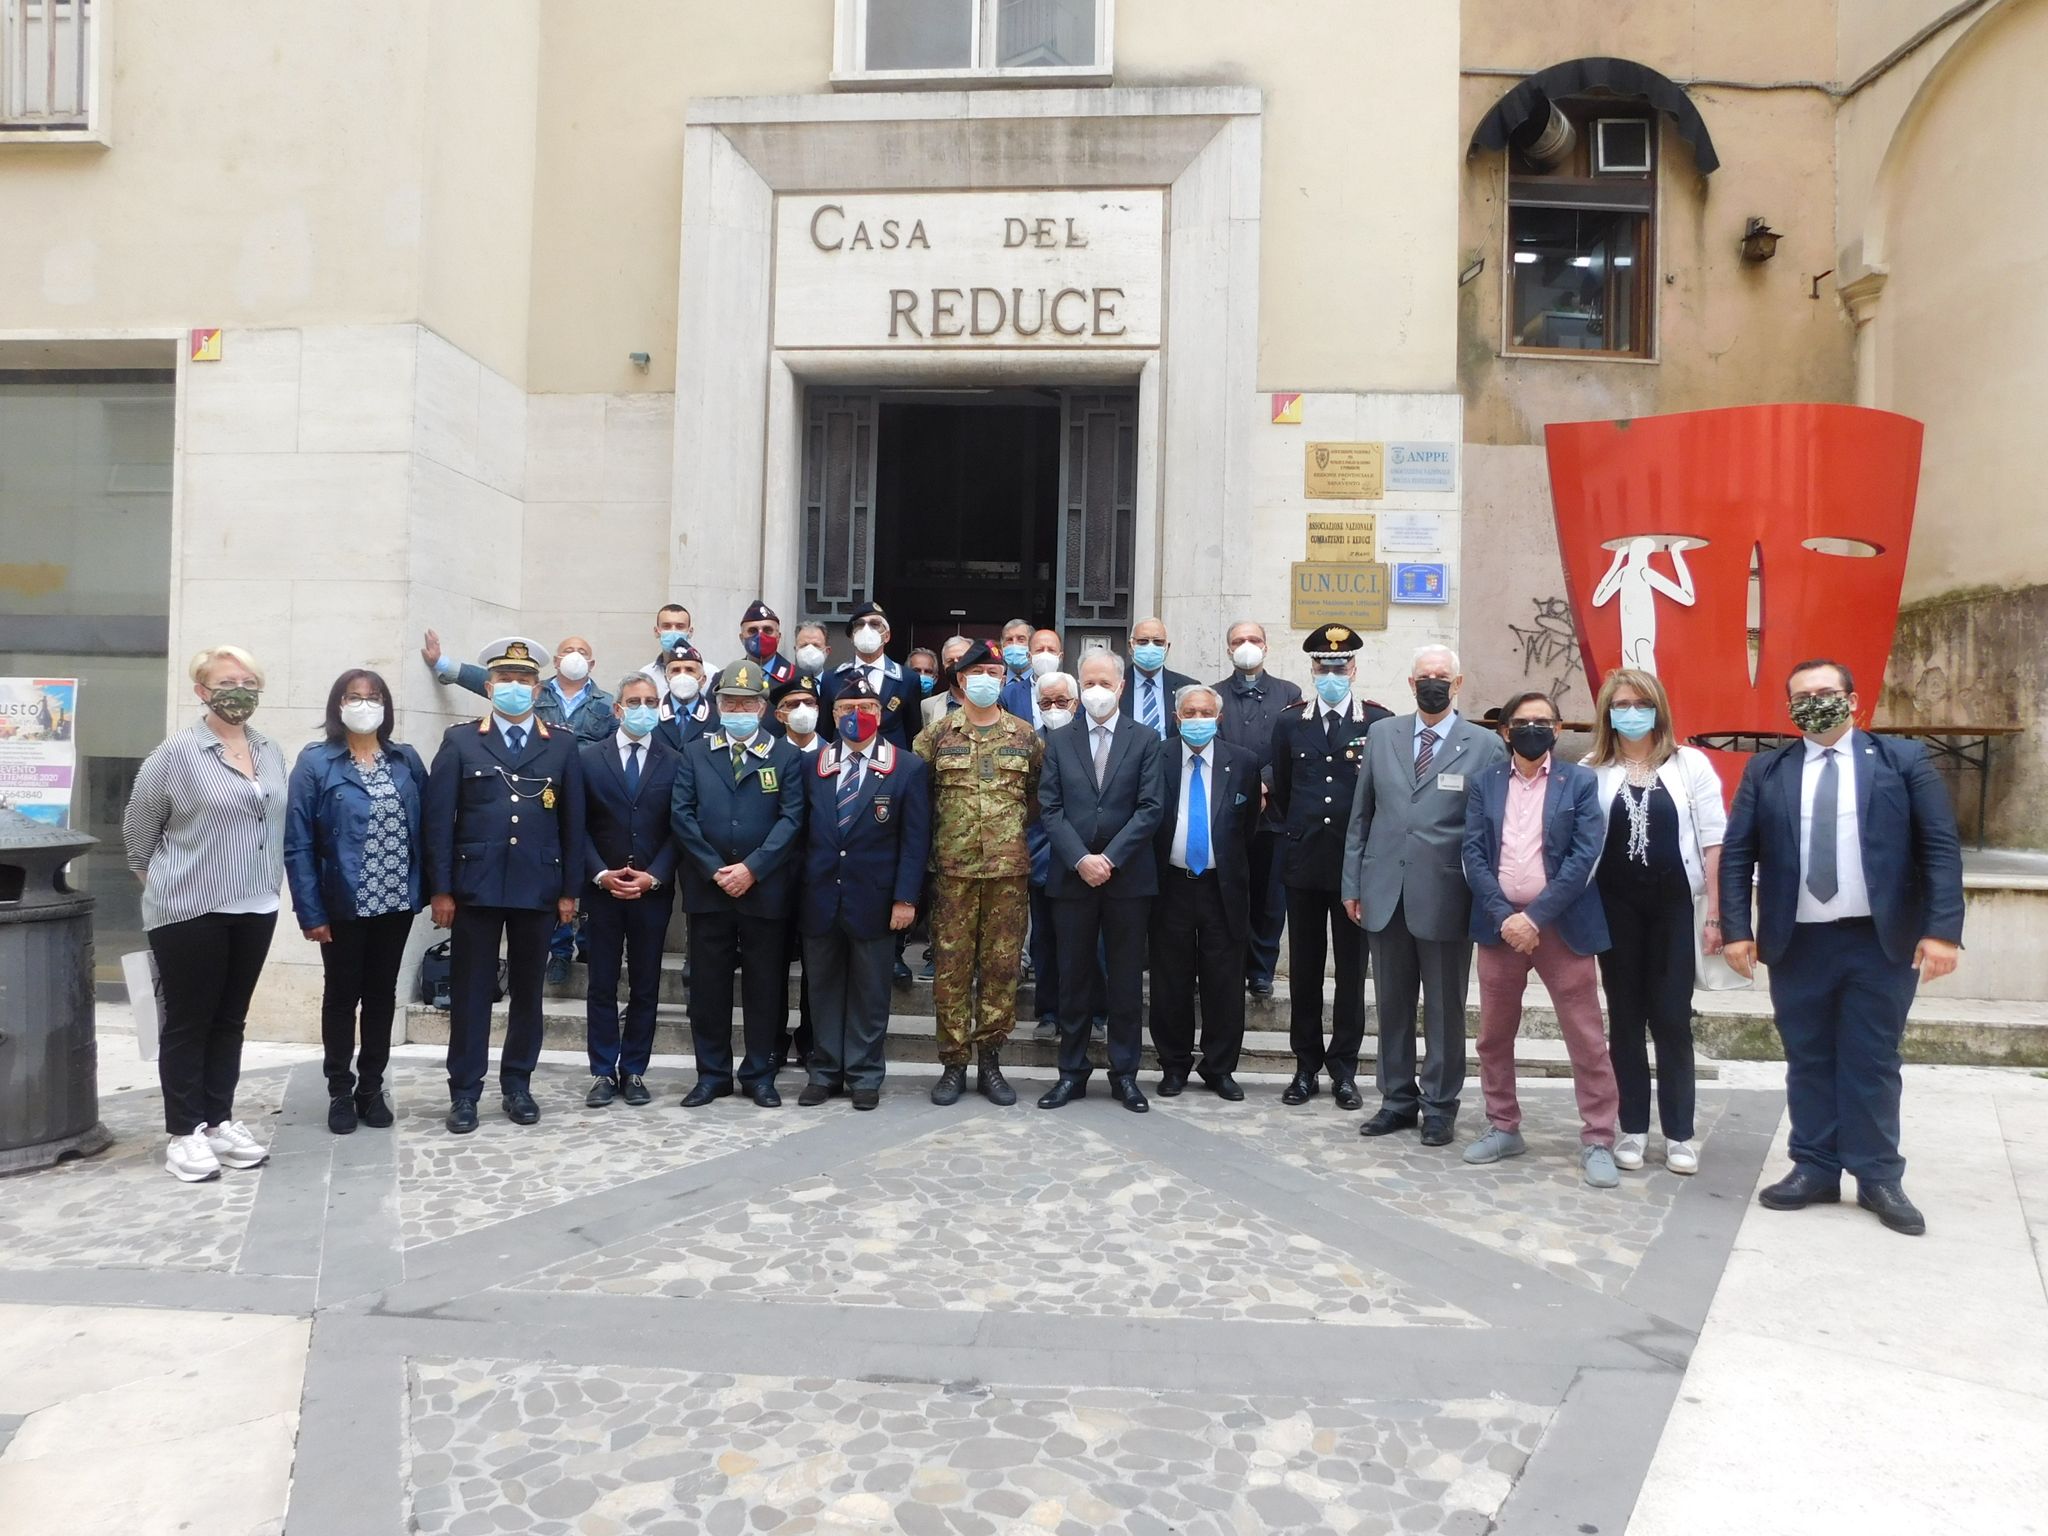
top-left (1613, 1133), bottom-right (1647, 1171)
top-left (202, 1119), bottom-right (270, 1169)
top-left (1665, 1139), bottom-right (1700, 1175)
top-left (165, 1131), bottom-right (222, 1183)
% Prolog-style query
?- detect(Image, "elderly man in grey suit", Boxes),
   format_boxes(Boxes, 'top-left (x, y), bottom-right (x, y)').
top-left (1342, 645), bottom-right (1506, 1146)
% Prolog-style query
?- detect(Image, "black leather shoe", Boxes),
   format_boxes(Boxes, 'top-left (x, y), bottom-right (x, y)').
top-left (620, 1075), bottom-right (652, 1107)
top-left (749, 1080), bottom-right (783, 1108)
top-left (445, 1099), bottom-right (478, 1135)
top-left (1359, 1106), bottom-right (1419, 1138)
top-left (1198, 1070), bottom-right (1245, 1102)
top-left (1281, 1072), bottom-right (1318, 1106)
top-left (851, 1087), bottom-right (880, 1111)
top-left (1331, 1077), bottom-right (1364, 1111)
top-left (798, 1082), bottom-right (840, 1108)
top-left (681, 1080), bottom-right (734, 1108)
top-left (1419, 1115), bottom-right (1454, 1147)
top-left (1247, 978), bottom-right (1274, 999)
top-left (893, 959), bottom-right (913, 987)
top-left (1157, 1069), bottom-right (1188, 1098)
top-left (585, 1076), bottom-right (618, 1108)
top-left (1037, 1074), bottom-right (1087, 1109)
top-left (1109, 1074), bottom-right (1150, 1113)
top-left (502, 1089), bottom-right (540, 1125)
top-left (354, 1089), bottom-right (394, 1128)
top-left (975, 1048), bottom-right (1017, 1107)
top-left (1758, 1165), bottom-right (1842, 1210)
top-left (1857, 1180), bottom-right (1926, 1236)
top-left (327, 1095), bottom-right (358, 1135)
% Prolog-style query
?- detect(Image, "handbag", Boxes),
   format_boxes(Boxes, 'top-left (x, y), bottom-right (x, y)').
top-left (122, 948), bottom-right (164, 1060)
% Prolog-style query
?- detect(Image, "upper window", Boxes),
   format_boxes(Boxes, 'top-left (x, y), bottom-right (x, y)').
top-left (2, 0), bottom-right (94, 132)
top-left (1503, 104), bottom-right (1657, 360)
top-left (837, 0), bottom-right (1112, 86)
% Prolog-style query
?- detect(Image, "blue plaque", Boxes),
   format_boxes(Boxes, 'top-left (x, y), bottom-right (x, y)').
top-left (1393, 563), bottom-right (1449, 604)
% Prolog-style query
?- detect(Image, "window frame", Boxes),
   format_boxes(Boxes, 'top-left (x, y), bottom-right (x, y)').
top-left (0, 0), bottom-right (110, 145)
top-left (833, 0), bottom-right (1113, 90)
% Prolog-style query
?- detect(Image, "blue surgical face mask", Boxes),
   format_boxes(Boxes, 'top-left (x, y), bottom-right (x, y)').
top-left (1001, 644), bottom-right (1029, 672)
top-left (621, 703), bottom-right (661, 738)
top-left (719, 708), bottom-right (761, 738)
top-left (1132, 641), bottom-right (1167, 672)
top-left (1178, 716), bottom-right (1218, 748)
top-left (661, 629), bottom-right (692, 651)
top-left (1609, 705), bottom-right (1658, 741)
top-left (915, 672), bottom-right (936, 695)
top-left (492, 681), bottom-right (535, 715)
top-left (962, 674), bottom-right (1004, 709)
top-left (1315, 673), bottom-right (1351, 706)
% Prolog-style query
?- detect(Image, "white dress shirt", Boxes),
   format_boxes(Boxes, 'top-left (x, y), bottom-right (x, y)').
top-left (1169, 739), bottom-right (1212, 870)
top-left (1795, 733), bottom-right (1872, 921)
top-left (616, 730), bottom-right (651, 773)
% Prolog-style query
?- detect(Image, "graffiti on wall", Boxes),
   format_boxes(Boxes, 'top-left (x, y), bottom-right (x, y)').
top-left (1508, 595), bottom-right (1582, 699)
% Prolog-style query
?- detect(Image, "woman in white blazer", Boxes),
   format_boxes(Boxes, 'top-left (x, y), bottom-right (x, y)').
top-left (1583, 668), bottom-right (1726, 1175)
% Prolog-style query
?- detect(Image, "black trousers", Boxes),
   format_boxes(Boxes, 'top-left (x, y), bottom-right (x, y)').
top-left (1284, 884), bottom-right (1365, 1078)
top-left (1597, 882), bottom-right (1698, 1139)
top-left (448, 904), bottom-right (551, 1101)
top-left (1246, 826), bottom-right (1287, 986)
top-left (583, 883), bottom-right (676, 1079)
top-left (1033, 883), bottom-right (1105, 1022)
top-left (318, 909), bottom-right (414, 1096)
top-left (1149, 871), bottom-right (1248, 1076)
top-left (1052, 889), bottom-right (1149, 1080)
top-left (1369, 898), bottom-right (1472, 1118)
top-left (149, 910), bottom-right (278, 1135)
top-left (688, 908), bottom-right (788, 1090)
top-left (802, 925), bottom-right (894, 1090)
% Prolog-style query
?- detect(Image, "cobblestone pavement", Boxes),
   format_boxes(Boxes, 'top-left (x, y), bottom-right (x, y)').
top-left (0, 1048), bottom-right (1783, 1534)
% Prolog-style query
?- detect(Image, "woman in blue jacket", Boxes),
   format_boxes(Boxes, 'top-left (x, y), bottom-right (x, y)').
top-left (285, 669), bottom-right (427, 1134)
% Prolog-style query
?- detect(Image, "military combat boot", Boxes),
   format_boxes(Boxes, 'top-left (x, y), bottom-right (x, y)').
top-left (975, 1047), bottom-right (1017, 1107)
top-left (930, 1064), bottom-right (968, 1106)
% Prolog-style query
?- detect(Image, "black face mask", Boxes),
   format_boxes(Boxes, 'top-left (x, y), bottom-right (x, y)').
top-left (1414, 677), bottom-right (1452, 714)
top-left (1508, 721), bottom-right (1556, 762)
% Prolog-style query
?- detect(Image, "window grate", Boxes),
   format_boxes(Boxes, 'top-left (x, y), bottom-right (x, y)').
top-left (2, 0), bottom-right (91, 129)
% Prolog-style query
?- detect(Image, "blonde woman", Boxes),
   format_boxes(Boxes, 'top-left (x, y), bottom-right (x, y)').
top-left (1582, 668), bottom-right (1725, 1175)
top-left (123, 645), bottom-right (289, 1183)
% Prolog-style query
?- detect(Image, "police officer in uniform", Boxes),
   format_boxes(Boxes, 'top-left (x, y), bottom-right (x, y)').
top-left (1269, 624), bottom-right (1391, 1109)
top-left (424, 637), bottom-right (587, 1134)
top-left (711, 600), bottom-right (797, 701)
top-left (655, 641), bottom-right (714, 753)
top-left (820, 601), bottom-right (921, 750)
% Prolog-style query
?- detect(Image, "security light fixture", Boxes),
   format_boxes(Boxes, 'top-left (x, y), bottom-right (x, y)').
top-left (1739, 218), bottom-right (1781, 264)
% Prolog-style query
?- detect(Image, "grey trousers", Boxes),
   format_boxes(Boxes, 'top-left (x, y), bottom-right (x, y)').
top-left (1368, 900), bottom-right (1473, 1118)
top-left (801, 926), bottom-right (895, 1090)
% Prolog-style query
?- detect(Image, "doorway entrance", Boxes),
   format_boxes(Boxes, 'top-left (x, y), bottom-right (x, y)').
top-left (800, 385), bottom-right (1138, 654)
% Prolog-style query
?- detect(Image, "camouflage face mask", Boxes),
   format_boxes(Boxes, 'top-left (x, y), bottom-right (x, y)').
top-left (206, 685), bottom-right (260, 725)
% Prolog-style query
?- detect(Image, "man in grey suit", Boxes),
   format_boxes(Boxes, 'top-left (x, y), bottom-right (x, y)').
top-left (1342, 645), bottom-right (1505, 1146)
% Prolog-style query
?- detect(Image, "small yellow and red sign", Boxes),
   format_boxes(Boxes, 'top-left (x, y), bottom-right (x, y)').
top-left (1270, 391), bottom-right (1303, 425)
top-left (189, 328), bottom-right (222, 362)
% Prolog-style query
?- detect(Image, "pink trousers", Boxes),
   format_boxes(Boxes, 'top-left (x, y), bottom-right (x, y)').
top-left (1475, 930), bottom-right (1618, 1146)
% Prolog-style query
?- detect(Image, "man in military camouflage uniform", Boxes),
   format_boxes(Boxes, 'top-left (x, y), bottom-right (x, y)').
top-left (912, 638), bottom-right (1042, 1106)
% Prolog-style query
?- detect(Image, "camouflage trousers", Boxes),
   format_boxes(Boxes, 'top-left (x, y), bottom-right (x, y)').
top-left (929, 873), bottom-right (1030, 1065)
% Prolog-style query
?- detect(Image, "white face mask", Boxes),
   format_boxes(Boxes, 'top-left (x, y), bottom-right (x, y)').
top-left (555, 652), bottom-right (591, 683)
top-left (339, 699), bottom-right (383, 735)
top-left (795, 645), bottom-right (828, 675)
top-left (1029, 650), bottom-right (1061, 677)
top-left (851, 626), bottom-right (884, 657)
top-left (1081, 684), bottom-right (1119, 722)
top-left (785, 705), bottom-right (819, 735)
top-left (669, 674), bottom-right (702, 702)
top-left (1040, 706), bottom-right (1076, 731)
top-left (1230, 641), bottom-right (1265, 672)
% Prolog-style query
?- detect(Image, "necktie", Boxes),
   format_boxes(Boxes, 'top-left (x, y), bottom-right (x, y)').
top-left (1092, 724), bottom-right (1111, 786)
top-left (1807, 748), bottom-right (1840, 902)
top-left (1141, 677), bottom-right (1163, 735)
top-left (625, 742), bottom-right (641, 797)
top-left (1187, 753), bottom-right (1210, 876)
top-left (732, 743), bottom-right (747, 781)
top-left (1416, 726), bottom-right (1438, 782)
top-left (507, 725), bottom-right (526, 756)
top-left (836, 758), bottom-right (863, 832)
top-left (1325, 709), bottom-right (1341, 749)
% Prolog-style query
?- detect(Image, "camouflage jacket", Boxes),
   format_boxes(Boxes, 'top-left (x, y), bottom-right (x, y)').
top-left (913, 708), bottom-right (1043, 877)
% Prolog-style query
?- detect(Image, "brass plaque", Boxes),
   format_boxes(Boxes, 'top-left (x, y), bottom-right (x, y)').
top-left (1305, 441), bottom-right (1385, 500)
top-left (1291, 561), bottom-right (1390, 632)
top-left (1305, 513), bottom-right (1376, 563)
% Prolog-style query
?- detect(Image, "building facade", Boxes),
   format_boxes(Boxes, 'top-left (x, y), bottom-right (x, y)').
top-left (2, 0), bottom-right (2040, 1025)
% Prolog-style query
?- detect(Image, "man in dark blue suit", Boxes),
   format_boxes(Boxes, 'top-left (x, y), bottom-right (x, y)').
top-left (1120, 616), bottom-right (1197, 742)
top-left (670, 660), bottom-right (807, 1108)
top-left (796, 674), bottom-right (932, 1109)
top-left (819, 601), bottom-right (922, 750)
top-left (1037, 652), bottom-right (1167, 1112)
top-left (1148, 683), bottom-right (1261, 1100)
top-left (1721, 658), bottom-right (1964, 1236)
top-left (424, 637), bottom-right (586, 1135)
top-left (578, 675), bottom-right (682, 1109)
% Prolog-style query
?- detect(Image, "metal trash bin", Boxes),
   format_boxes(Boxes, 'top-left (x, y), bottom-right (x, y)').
top-left (0, 807), bottom-right (111, 1173)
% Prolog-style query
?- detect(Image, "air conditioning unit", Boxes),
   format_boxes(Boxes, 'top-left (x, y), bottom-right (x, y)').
top-left (1595, 118), bottom-right (1653, 175)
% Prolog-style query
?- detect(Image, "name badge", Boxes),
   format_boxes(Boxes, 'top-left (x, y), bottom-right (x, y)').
top-left (1436, 772), bottom-right (1465, 793)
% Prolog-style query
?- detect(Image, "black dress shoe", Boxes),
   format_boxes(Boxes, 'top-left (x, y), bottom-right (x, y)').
top-left (1359, 1106), bottom-right (1419, 1138)
top-left (585, 1076), bottom-right (618, 1108)
top-left (1857, 1180), bottom-right (1926, 1236)
top-left (798, 1082), bottom-right (840, 1108)
top-left (327, 1094), bottom-right (359, 1135)
top-left (1037, 1074), bottom-right (1087, 1109)
top-left (893, 959), bottom-right (914, 987)
top-left (446, 1099), bottom-right (479, 1135)
top-left (1157, 1069), bottom-right (1188, 1097)
top-left (502, 1089), bottom-right (540, 1125)
top-left (1109, 1074), bottom-right (1150, 1113)
top-left (545, 955), bottom-right (571, 987)
top-left (1331, 1078), bottom-right (1364, 1112)
top-left (354, 1089), bottom-right (394, 1128)
top-left (619, 1075), bottom-right (652, 1107)
top-left (851, 1087), bottom-right (880, 1111)
top-left (1419, 1115), bottom-right (1454, 1147)
top-left (1281, 1072), bottom-right (1318, 1106)
top-left (680, 1080), bottom-right (734, 1108)
top-left (1197, 1071), bottom-right (1245, 1102)
top-left (930, 1065), bottom-right (967, 1106)
top-left (749, 1080), bottom-right (783, 1108)
top-left (1247, 978), bottom-right (1274, 999)
top-left (1758, 1164), bottom-right (1842, 1210)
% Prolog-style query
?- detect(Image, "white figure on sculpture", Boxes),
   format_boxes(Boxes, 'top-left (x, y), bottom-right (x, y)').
top-left (1592, 536), bottom-right (1696, 675)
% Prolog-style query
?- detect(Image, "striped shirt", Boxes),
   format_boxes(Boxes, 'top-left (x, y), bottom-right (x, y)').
top-left (123, 720), bottom-right (289, 930)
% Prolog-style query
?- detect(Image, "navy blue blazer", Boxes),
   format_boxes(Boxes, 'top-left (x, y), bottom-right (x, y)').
top-left (579, 734), bottom-right (682, 886)
top-left (796, 739), bottom-right (932, 939)
top-left (1038, 714), bottom-right (1167, 899)
top-left (1462, 756), bottom-right (1610, 955)
top-left (283, 738), bottom-right (429, 929)
top-left (423, 717), bottom-right (586, 909)
top-left (1119, 665), bottom-right (1198, 741)
top-left (669, 730), bottom-right (806, 918)
top-left (1000, 674), bottom-right (1038, 725)
top-left (1149, 739), bottom-right (1262, 939)
top-left (818, 658), bottom-right (921, 750)
top-left (653, 697), bottom-right (713, 756)
top-left (1719, 730), bottom-right (1965, 967)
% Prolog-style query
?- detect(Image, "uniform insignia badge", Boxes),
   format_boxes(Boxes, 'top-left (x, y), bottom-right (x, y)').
top-left (887, 696), bottom-right (901, 711)
top-left (1328, 626), bottom-right (1351, 645)
top-left (759, 767), bottom-right (779, 792)
top-left (874, 796), bottom-right (891, 823)
top-left (542, 782), bottom-right (556, 808)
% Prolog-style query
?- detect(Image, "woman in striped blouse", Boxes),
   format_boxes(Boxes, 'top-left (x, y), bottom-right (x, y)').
top-left (123, 645), bottom-right (290, 1184)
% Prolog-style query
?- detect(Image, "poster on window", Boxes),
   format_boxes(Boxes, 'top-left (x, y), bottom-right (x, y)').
top-left (0, 678), bottom-right (80, 825)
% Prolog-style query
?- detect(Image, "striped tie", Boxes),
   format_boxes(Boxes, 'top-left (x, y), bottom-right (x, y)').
top-left (1140, 677), bottom-right (1163, 735)
top-left (1416, 727), bottom-right (1438, 783)
top-left (836, 758), bottom-right (863, 831)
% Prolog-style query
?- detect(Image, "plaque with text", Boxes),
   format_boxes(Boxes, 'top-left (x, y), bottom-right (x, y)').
top-left (1291, 562), bottom-right (1390, 631)
top-left (1304, 441), bottom-right (1384, 499)
top-left (1304, 513), bottom-right (1376, 563)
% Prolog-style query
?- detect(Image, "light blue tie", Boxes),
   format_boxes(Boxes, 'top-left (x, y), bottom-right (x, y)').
top-left (1187, 753), bottom-right (1209, 876)
top-left (1140, 676), bottom-right (1163, 735)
